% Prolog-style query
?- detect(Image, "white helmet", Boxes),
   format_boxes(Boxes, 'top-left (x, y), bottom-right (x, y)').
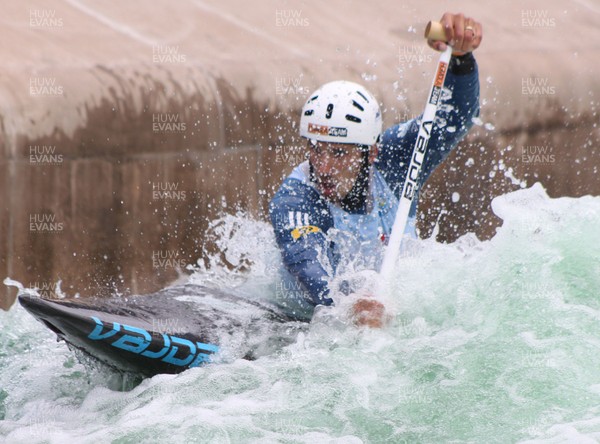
top-left (300, 80), bottom-right (382, 146)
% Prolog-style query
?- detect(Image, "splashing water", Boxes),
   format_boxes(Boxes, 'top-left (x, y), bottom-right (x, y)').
top-left (2, 183), bottom-right (600, 443)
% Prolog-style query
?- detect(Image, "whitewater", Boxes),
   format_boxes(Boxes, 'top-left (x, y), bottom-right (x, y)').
top-left (1, 183), bottom-right (600, 443)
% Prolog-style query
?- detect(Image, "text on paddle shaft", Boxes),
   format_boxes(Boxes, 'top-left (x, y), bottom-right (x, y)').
top-left (403, 120), bottom-right (433, 200)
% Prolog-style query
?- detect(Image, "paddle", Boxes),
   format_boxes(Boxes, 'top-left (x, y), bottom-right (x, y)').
top-left (379, 21), bottom-right (452, 282)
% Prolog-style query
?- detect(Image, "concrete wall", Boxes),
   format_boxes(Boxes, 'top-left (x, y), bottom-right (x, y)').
top-left (2, 0), bottom-right (600, 308)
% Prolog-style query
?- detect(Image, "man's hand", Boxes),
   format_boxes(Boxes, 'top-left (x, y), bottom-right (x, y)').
top-left (428, 12), bottom-right (483, 56)
top-left (351, 298), bottom-right (388, 329)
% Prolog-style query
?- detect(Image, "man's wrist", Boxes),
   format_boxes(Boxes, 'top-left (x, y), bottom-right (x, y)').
top-left (449, 52), bottom-right (476, 75)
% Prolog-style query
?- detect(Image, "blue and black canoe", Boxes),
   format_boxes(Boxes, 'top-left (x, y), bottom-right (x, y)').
top-left (18, 284), bottom-right (305, 377)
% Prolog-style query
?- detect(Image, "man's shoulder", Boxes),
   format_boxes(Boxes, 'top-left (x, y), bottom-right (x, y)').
top-left (270, 178), bottom-right (327, 214)
top-left (269, 163), bottom-right (333, 229)
top-left (270, 162), bottom-right (318, 207)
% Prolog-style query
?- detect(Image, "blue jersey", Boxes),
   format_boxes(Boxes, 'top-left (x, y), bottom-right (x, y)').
top-left (269, 54), bottom-right (480, 318)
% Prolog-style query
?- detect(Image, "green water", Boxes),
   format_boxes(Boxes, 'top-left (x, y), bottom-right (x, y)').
top-left (1, 184), bottom-right (600, 443)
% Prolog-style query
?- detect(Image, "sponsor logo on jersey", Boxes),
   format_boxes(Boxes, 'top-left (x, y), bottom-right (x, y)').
top-left (288, 211), bottom-right (309, 228)
top-left (291, 225), bottom-right (321, 240)
top-left (287, 211), bottom-right (320, 239)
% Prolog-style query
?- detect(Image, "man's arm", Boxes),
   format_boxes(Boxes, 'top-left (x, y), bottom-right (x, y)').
top-left (376, 52), bottom-right (480, 199)
top-left (356, 12), bottom-right (482, 328)
top-left (269, 178), bottom-right (335, 307)
top-left (420, 52), bottom-right (480, 183)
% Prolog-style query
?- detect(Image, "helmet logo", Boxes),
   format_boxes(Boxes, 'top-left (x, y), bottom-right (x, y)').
top-left (325, 103), bottom-right (334, 119)
top-left (308, 123), bottom-right (348, 138)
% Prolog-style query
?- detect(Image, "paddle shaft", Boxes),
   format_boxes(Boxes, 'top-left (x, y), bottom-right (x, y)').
top-left (379, 34), bottom-right (452, 279)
